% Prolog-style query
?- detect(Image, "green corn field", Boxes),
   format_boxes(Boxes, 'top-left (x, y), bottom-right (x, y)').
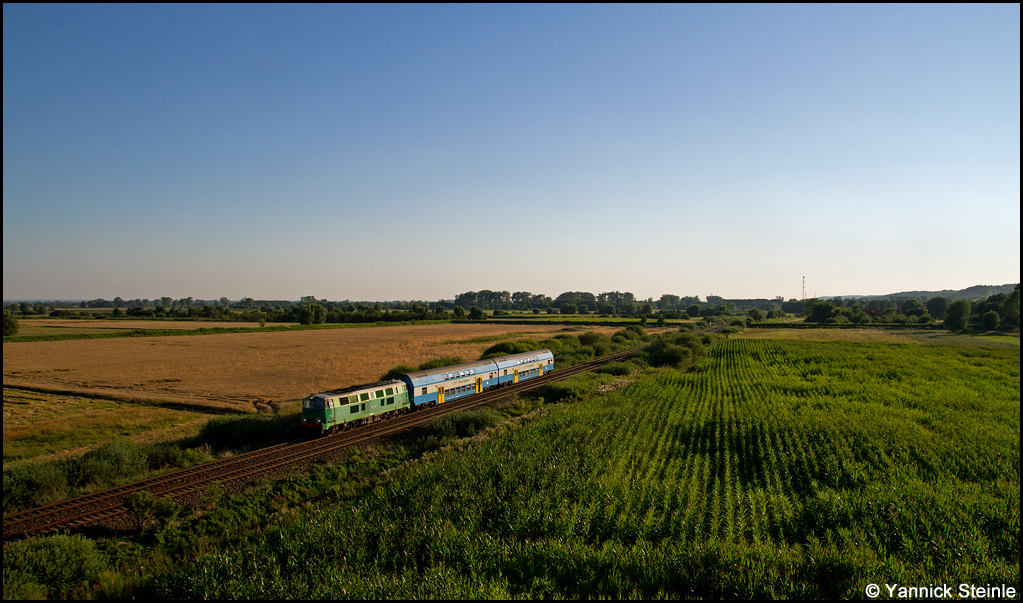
top-left (153, 338), bottom-right (1019, 598)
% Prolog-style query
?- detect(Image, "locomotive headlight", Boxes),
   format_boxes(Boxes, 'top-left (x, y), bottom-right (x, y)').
top-left (316, 419), bottom-right (321, 424)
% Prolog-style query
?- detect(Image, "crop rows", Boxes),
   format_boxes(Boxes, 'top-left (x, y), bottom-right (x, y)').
top-left (151, 338), bottom-right (1019, 598)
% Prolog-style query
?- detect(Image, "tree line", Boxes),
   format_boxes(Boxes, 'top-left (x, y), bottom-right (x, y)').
top-left (800, 285), bottom-right (1020, 331)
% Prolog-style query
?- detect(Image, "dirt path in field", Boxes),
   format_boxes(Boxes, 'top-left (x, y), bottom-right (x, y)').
top-left (3, 323), bottom-right (623, 414)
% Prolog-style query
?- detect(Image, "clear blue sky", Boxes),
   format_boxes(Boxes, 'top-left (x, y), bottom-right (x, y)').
top-left (4, 5), bottom-right (1019, 302)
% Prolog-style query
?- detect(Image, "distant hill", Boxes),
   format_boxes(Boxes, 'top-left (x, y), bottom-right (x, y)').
top-left (841, 284), bottom-right (1018, 302)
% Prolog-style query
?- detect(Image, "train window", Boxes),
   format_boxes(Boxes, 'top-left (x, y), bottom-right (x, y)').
top-left (387, 397), bottom-right (394, 405)
top-left (375, 390), bottom-right (385, 398)
top-left (349, 395), bottom-right (359, 404)
top-left (422, 387), bottom-right (427, 395)
top-left (350, 406), bottom-right (359, 415)
top-left (360, 393), bottom-right (370, 402)
top-left (385, 387), bottom-right (394, 396)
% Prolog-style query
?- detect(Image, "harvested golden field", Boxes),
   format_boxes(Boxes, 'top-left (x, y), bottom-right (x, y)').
top-left (13, 318), bottom-right (289, 337)
top-left (3, 323), bottom-right (620, 414)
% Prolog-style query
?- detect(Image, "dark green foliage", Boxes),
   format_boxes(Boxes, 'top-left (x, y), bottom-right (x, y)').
top-left (803, 298), bottom-right (836, 323)
top-left (3, 535), bottom-right (108, 600)
top-left (3, 309), bottom-right (18, 336)
top-left (1000, 286), bottom-right (1020, 329)
top-left (926, 296), bottom-right (948, 319)
top-left (69, 437), bottom-right (147, 488)
top-left (646, 331), bottom-right (708, 369)
top-left (196, 415), bottom-right (292, 452)
top-left (540, 372), bottom-right (607, 403)
top-left (414, 410), bottom-right (504, 453)
top-left (380, 364), bottom-right (418, 381)
top-left (143, 443), bottom-right (214, 471)
top-left (380, 357), bottom-right (466, 379)
top-left (480, 340), bottom-right (539, 359)
top-left (619, 325), bottom-right (648, 340)
top-left (594, 361), bottom-right (636, 376)
top-left (3, 461), bottom-right (68, 512)
top-left (468, 306), bottom-right (487, 320)
top-left (4, 438), bottom-right (148, 510)
top-left (982, 310), bottom-right (1001, 330)
top-left (416, 356), bottom-right (465, 371)
top-left (297, 303), bottom-right (327, 325)
top-left (945, 300), bottom-right (971, 331)
top-left (423, 409), bottom-right (502, 440)
top-left (4, 437), bottom-right (212, 514)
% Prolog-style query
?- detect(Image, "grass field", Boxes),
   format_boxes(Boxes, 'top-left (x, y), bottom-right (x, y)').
top-left (140, 337), bottom-right (1019, 598)
top-left (3, 388), bottom-right (204, 465)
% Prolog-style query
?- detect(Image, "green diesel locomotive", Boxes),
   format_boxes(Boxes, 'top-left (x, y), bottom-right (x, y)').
top-left (300, 380), bottom-right (410, 433)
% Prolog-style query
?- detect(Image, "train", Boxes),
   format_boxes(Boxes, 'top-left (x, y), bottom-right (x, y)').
top-left (300, 349), bottom-right (554, 434)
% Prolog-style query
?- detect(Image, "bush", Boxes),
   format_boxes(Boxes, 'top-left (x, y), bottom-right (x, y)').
top-left (4, 462), bottom-right (68, 512)
top-left (197, 415), bottom-right (286, 452)
top-left (70, 437), bottom-right (147, 488)
top-left (4, 310), bottom-right (20, 336)
top-left (3, 535), bottom-right (108, 599)
top-left (380, 364), bottom-right (418, 381)
top-left (416, 410), bottom-right (503, 451)
top-left (480, 341), bottom-right (539, 359)
top-left (416, 356), bottom-right (465, 371)
top-left (595, 361), bottom-right (635, 376)
top-left (542, 373), bottom-right (604, 403)
top-left (647, 332), bottom-right (709, 369)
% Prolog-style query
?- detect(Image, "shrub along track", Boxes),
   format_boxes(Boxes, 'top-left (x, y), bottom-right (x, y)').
top-left (3, 348), bottom-right (639, 540)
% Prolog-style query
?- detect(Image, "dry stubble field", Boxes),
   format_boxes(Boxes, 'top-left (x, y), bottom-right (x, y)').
top-left (3, 323), bottom-right (620, 414)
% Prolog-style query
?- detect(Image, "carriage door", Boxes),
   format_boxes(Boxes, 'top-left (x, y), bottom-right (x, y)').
top-left (437, 386), bottom-right (444, 405)
top-left (476, 377), bottom-right (482, 393)
top-left (513, 369), bottom-right (519, 383)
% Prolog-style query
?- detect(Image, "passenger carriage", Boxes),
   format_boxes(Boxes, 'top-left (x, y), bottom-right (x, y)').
top-left (398, 349), bottom-right (554, 408)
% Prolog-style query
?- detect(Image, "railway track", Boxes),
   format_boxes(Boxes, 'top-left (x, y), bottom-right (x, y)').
top-left (3, 347), bottom-right (641, 540)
